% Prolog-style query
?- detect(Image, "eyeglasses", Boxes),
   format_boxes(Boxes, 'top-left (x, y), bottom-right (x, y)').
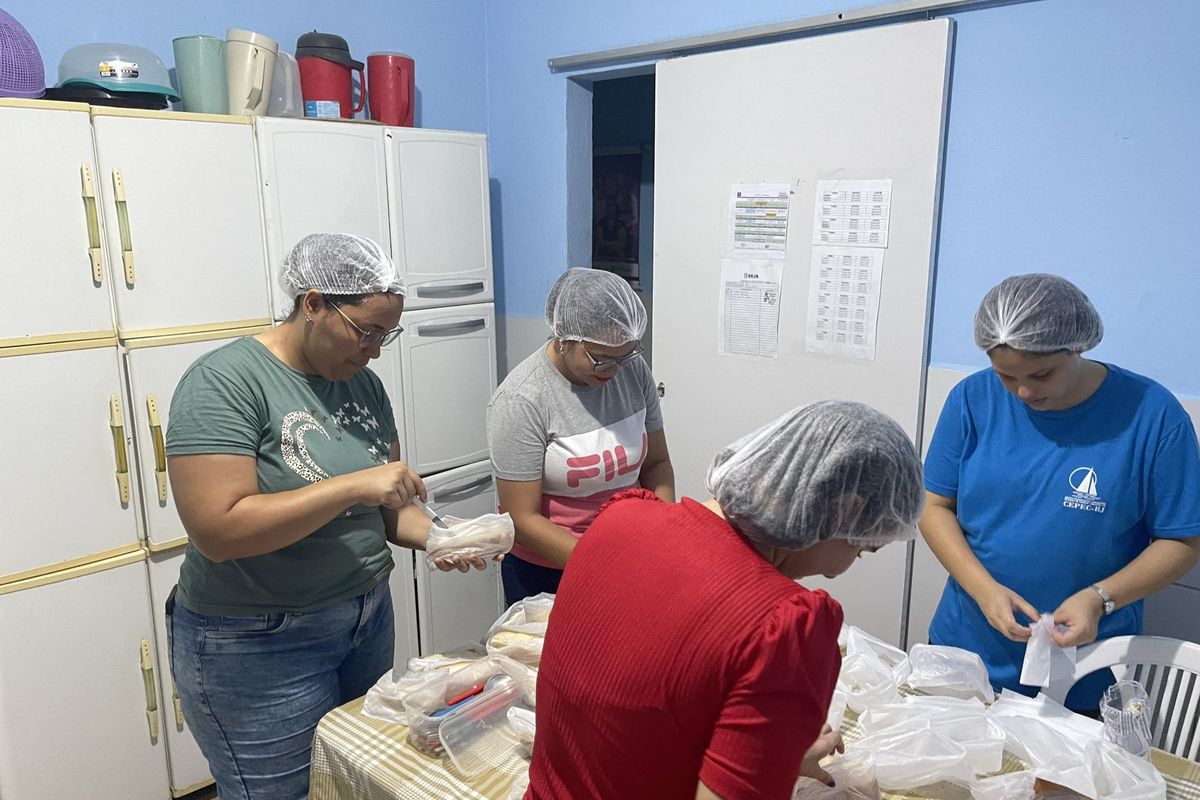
top-left (582, 343), bottom-right (645, 373)
top-left (327, 301), bottom-right (403, 348)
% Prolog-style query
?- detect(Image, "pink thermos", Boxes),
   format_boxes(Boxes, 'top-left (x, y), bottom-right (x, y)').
top-left (367, 52), bottom-right (415, 127)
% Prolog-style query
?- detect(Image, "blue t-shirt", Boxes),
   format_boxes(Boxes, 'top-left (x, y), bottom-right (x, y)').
top-left (925, 364), bottom-right (1200, 708)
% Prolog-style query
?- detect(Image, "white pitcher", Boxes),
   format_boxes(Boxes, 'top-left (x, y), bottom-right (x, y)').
top-left (225, 28), bottom-right (277, 116)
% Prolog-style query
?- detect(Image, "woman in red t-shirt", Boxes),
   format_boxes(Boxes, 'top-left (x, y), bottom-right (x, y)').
top-left (528, 400), bottom-right (925, 800)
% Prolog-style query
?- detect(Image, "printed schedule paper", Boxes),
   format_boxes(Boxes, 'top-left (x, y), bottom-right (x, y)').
top-left (719, 259), bottom-right (783, 358)
top-left (806, 247), bottom-right (884, 361)
top-left (812, 178), bottom-right (892, 247)
top-left (728, 184), bottom-right (791, 257)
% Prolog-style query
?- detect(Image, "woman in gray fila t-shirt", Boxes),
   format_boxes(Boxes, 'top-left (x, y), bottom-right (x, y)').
top-left (487, 268), bottom-right (676, 605)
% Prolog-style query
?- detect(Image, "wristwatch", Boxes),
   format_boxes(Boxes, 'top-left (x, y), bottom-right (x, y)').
top-left (1090, 583), bottom-right (1115, 616)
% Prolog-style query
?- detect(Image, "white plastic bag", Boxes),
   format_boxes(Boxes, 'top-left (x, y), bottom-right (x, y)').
top-left (838, 653), bottom-right (900, 713)
top-left (486, 593), bottom-right (555, 667)
top-left (987, 689), bottom-right (1103, 749)
top-left (1089, 739), bottom-right (1166, 800)
top-left (906, 643), bottom-right (995, 703)
top-left (507, 768), bottom-right (530, 800)
top-left (507, 706), bottom-right (537, 759)
top-left (425, 512), bottom-right (515, 567)
top-left (970, 770), bottom-right (1034, 800)
top-left (1020, 613), bottom-right (1077, 688)
top-left (792, 756), bottom-right (881, 799)
top-left (843, 626), bottom-right (911, 685)
top-left (847, 726), bottom-right (975, 789)
top-left (988, 715), bottom-right (1096, 797)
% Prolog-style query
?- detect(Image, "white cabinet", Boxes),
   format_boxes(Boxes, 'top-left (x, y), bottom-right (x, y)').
top-left (393, 304), bottom-right (497, 476)
top-left (385, 128), bottom-right (493, 308)
top-left (0, 344), bottom-right (140, 582)
top-left (91, 110), bottom-right (270, 338)
top-left (145, 549), bottom-right (212, 795)
top-left (387, 541), bottom-right (422, 673)
top-left (255, 118), bottom-right (391, 319)
top-left (416, 461), bottom-right (504, 654)
top-left (0, 102), bottom-right (114, 345)
top-left (0, 557), bottom-right (170, 800)
top-left (123, 331), bottom-right (255, 550)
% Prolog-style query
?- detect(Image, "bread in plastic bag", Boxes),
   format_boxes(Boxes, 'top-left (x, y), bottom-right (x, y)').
top-left (425, 513), bottom-right (515, 567)
top-left (792, 756), bottom-right (881, 799)
top-left (906, 643), bottom-right (996, 703)
top-left (486, 593), bottom-right (555, 667)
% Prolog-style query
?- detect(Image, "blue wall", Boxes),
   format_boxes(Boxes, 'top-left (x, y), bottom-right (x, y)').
top-left (2, 0), bottom-right (487, 132)
top-left (484, 0), bottom-right (1200, 397)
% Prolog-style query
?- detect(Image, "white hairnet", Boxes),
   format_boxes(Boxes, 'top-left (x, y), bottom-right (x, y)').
top-left (278, 233), bottom-right (406, 315)
top-left (706, 401), bottom-right (924, 550)
top-left (545, 268), bottom-right (646, 346)
top-left (973, 273), bottom-right (1103, 354)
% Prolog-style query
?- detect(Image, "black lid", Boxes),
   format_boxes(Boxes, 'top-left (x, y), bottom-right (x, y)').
top-left (43, 84), bottom-right (169, 110)
top-left (296, 44), bottom-right (364, 70)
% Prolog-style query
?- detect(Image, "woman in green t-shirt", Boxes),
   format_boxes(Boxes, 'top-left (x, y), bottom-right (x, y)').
top-left (165, 233), bottom-right (488, 800)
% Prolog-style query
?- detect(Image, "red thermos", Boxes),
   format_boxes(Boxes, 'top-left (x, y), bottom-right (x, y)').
top-left (296, 31), bottom-right (364, 119)
top-left (367, 52), bottom-right (415, 127)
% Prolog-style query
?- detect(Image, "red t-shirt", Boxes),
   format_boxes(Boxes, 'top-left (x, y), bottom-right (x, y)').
top-left (527, 491), bottom-right (843, 800)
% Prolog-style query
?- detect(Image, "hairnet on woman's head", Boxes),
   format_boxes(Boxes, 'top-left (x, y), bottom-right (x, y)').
top-left (545, 268), bottom-right (647, 346)
top-left (705, 401), bottom-right (924, 550)
top-left (278, 233), bottom-right (406, 315)
top-left (973, 273), bottom-right (1103, 354)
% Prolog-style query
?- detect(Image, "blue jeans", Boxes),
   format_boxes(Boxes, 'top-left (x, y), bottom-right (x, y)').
top-left (167, 580), bottom-right (394, 800)
top-left (501, 553), bottom-right (563, 606)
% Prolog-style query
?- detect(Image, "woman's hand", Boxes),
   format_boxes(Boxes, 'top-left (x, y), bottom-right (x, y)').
top-left (972, 582), bottom-right (1040, 642)
top-left (356, 461), bottom-right (426, 509)
top-left (1050, 589), bottom-right (1104, 647)
top-left (799, 724), bottom-right (845, 785)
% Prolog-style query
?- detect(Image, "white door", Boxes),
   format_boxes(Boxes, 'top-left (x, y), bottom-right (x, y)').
top-left (395, 304), bottom-right (497, 476)
top-left (385, 128), bottom-right (494, 308)
top-left (91, 113), bottom-right (270, 337)
top-left (416, 461), bottom-right (503, 654)
top-left (365, 340), bottom-right (410, 464)
top-left (0, 104), bottom-right (114, 344)
top-left (0, 559), bottom-right (170, 799)
top-left (0, 345), bottom-right (140, 582)
top-left (653, 21), bottom-right (952, 645)
top-left (145, 549), bottom-right (212, 794)
top-left (124, 334), bottom-right (247, 549)
top-left (387, 542), bottom-right (421, 674)
top-left (255, 118), bottom-right (391, 319)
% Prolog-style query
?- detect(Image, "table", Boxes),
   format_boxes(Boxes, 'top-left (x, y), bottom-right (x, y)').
top-left (310, 696), bottom-right (1200, 800)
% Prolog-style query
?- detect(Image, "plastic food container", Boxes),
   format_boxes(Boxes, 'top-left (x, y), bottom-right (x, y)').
top-left (408, 674), bottom-right (518, 758)
top-left (438, 678), bottom-right (527, 777)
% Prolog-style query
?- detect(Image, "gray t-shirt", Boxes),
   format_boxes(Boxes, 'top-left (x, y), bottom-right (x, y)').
top-left (166, 337), bottom-right (398, 615)
top-left (486, 344), bottom-right (663, 565)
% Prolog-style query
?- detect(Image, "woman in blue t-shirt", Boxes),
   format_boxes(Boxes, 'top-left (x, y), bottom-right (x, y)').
top-left (920, 274), bottom-right (1200, 709)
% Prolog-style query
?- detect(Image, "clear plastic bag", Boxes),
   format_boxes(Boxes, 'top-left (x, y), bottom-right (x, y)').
top-left (838, 653), bottom-right (901, 713)
top-left (906, 643), bottom-right (995, 703)
top-left (1020, 614), bottom-right (1077, 688)
top-left (847, 727), bottom-right (975, 789)
top-left (425, 513), bottom-right (515, 567)
top-left (507, 769), bottom-right (531, 800)
top-left (486, 593), bottom-right (555, 667)
top-left (1089, 739), bottom-right (1166, 800)
top-left (844, 626), bottom-right (911, 685)
top-left (1100, 680), bottom-right (1152, 759)
top-left (792, 756), bottom-right (881, 799)
top-left (507, 706), bottom-right (536, 759)
top-left (970, 770), bottom-right (1034, 800)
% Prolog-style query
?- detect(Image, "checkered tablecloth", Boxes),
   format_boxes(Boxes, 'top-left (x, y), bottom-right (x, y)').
top-left (311, 696), bottom-right (1200, 800)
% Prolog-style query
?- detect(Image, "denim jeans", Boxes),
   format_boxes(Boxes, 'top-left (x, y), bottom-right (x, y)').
top-left (167, 580), bottom-right (394, 800)
top-left (501, 553), bottom-right (563, 606)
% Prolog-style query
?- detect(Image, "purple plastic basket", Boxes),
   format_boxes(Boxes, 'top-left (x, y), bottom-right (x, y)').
top-left (0, 8), bottom-right (45, 98)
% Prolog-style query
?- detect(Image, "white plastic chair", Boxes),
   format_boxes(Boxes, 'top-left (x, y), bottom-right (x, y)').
top-left (1045, 635), bottom-right (1200, 761)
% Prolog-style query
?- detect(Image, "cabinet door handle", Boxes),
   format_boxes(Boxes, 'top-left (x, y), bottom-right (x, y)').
top-left (146, 393), bottom-right (168, 503)
top-left (140, 639), bottom-right (159, 740)
top-left (109, 394), bottom-right (130, 505)
top-left (172, 677), bottom-right (184, 727)
top-left (415, 318), bottom-right (487, 337)
top-left (111, 168), bottom-right (135, 286)
top-left (415, 281), bottom-right (486, 298)
top-left (79, 164), bottom-right (103, 283)
top-left (432, 475), bottom-right (493, 504)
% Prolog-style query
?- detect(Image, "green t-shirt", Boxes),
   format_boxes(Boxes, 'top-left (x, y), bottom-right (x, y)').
top-left (166, 337), bottom-right (398, 615)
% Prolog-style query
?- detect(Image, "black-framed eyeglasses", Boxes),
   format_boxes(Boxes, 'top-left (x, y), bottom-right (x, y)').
top-left (327, 301), bottom-right (403, 348)
top-left (582, 342), bottom-right (645, 373)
